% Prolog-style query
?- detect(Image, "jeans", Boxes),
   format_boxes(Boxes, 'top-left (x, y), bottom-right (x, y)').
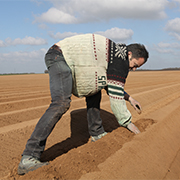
top-left (22, 46), bottom-right (105, 159)
top-left (86, 91), bottom-right (105, 136)
top-left (22, 47), bottom-right (72, 159)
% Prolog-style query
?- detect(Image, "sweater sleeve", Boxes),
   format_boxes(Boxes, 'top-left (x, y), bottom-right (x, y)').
top-left (107, 42), bottom-right (131, 127)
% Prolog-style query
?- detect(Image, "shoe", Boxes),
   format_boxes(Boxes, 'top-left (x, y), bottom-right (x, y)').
top-left (91, 132), bottom-right (107, 142)
top-left (17, 155), bottom-right (49, 175)
top-left (127, 122), bottom-right (140, 134)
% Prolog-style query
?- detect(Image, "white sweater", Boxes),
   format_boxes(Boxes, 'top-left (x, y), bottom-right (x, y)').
top-left (58, 34), bottom-right (131, 127)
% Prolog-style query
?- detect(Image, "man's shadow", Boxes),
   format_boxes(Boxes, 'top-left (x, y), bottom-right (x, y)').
top-left (41, 109), bottom-right (120, 162)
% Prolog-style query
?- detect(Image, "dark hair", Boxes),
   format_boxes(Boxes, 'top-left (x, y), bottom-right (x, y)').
top-left (127, 44), bottom-right (149, 63)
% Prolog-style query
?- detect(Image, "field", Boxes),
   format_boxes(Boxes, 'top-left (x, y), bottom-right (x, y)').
top-left (0, 71), bottom-right (180, 180)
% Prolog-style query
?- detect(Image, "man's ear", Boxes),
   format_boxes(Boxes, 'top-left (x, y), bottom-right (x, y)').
top-left (128, 51), bottom-right (132, 59)
top-left (128, 51), bottom-right (132, 56)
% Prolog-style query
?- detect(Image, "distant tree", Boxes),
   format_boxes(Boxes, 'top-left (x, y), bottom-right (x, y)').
top-left (44, 69), bottom-right (49, 73)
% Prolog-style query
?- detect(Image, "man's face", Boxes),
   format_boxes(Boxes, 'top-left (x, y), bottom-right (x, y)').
top-left (128, 52), bottom-right (145, 71)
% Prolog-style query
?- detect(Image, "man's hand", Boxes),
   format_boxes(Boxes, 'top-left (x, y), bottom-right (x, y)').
top-left (129, 96), bottom-right (142, 114)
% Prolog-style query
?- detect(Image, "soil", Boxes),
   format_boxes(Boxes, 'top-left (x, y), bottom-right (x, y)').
top-left (0, 71), bottom-right (180, 180)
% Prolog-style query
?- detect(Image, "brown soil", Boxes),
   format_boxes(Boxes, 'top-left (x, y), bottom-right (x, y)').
top-left (0, 71), bottom-right (180, 180)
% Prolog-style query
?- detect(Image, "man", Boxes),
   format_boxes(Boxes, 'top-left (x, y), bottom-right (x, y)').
top-left (17, 34), bottom-right (149, 175)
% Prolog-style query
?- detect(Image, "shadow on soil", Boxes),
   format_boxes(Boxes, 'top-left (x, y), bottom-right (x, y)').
top-left (41, 109), bottom-right (120, 162)
top-left (41, 108), bottom-right (155, 163)
top-left (18, 111), bottom-right (156, 180)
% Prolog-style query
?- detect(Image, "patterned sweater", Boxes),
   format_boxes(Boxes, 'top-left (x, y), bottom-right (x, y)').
top-left (58, 34), bottom-right (131, 126)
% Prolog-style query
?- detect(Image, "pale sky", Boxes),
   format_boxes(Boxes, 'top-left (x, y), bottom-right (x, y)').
top-left (0, 0), bottom-right (180, 73)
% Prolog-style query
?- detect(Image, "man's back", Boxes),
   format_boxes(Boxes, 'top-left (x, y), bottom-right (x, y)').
top-left (58, 34), bottom-right (110, 97)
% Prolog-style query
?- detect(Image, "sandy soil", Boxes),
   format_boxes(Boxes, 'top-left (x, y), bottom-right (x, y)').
top-left (0, 71), bottom-right (180, 180)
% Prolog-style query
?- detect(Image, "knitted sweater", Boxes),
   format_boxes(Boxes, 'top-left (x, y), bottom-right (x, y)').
top-left (59, 34), bottom-right (131, 126)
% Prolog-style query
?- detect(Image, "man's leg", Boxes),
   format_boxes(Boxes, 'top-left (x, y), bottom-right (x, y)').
top-left (22, 61), bottom-right (72, 158)
top-left (86, 91), bottom-right (107, 141)
top-left (18, 48), bottom-right (72, 175)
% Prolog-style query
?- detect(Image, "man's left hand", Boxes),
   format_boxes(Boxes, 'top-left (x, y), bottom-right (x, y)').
top-left (129, 96), bottom-right (142, 114)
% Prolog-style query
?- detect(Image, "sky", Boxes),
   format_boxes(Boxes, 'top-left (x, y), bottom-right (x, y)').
top-left (0, 0), bottom-right (180, 74)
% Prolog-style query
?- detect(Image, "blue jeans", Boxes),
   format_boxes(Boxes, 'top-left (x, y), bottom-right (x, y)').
top-left (22, 47), bottom-right (72, 159)
top-left (86, 91), bottom-right (105, 136)
top-left (22, 46), bottom-right (105, 159)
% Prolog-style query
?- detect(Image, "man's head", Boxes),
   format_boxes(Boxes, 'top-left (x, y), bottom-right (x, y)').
top-left (127, 44), bottom-right (149, 71)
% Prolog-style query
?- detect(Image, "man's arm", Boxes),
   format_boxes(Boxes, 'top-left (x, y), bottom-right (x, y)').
top-left (124, 91), bottom-right (142, 114)
top-left (106, 42), bottom-right (140, 134)
top-left (124, 91), bottom-right (130, 101)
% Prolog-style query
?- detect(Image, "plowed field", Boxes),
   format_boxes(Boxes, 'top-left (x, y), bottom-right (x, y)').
top-left (0, 71), bottom-right (180, 180)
